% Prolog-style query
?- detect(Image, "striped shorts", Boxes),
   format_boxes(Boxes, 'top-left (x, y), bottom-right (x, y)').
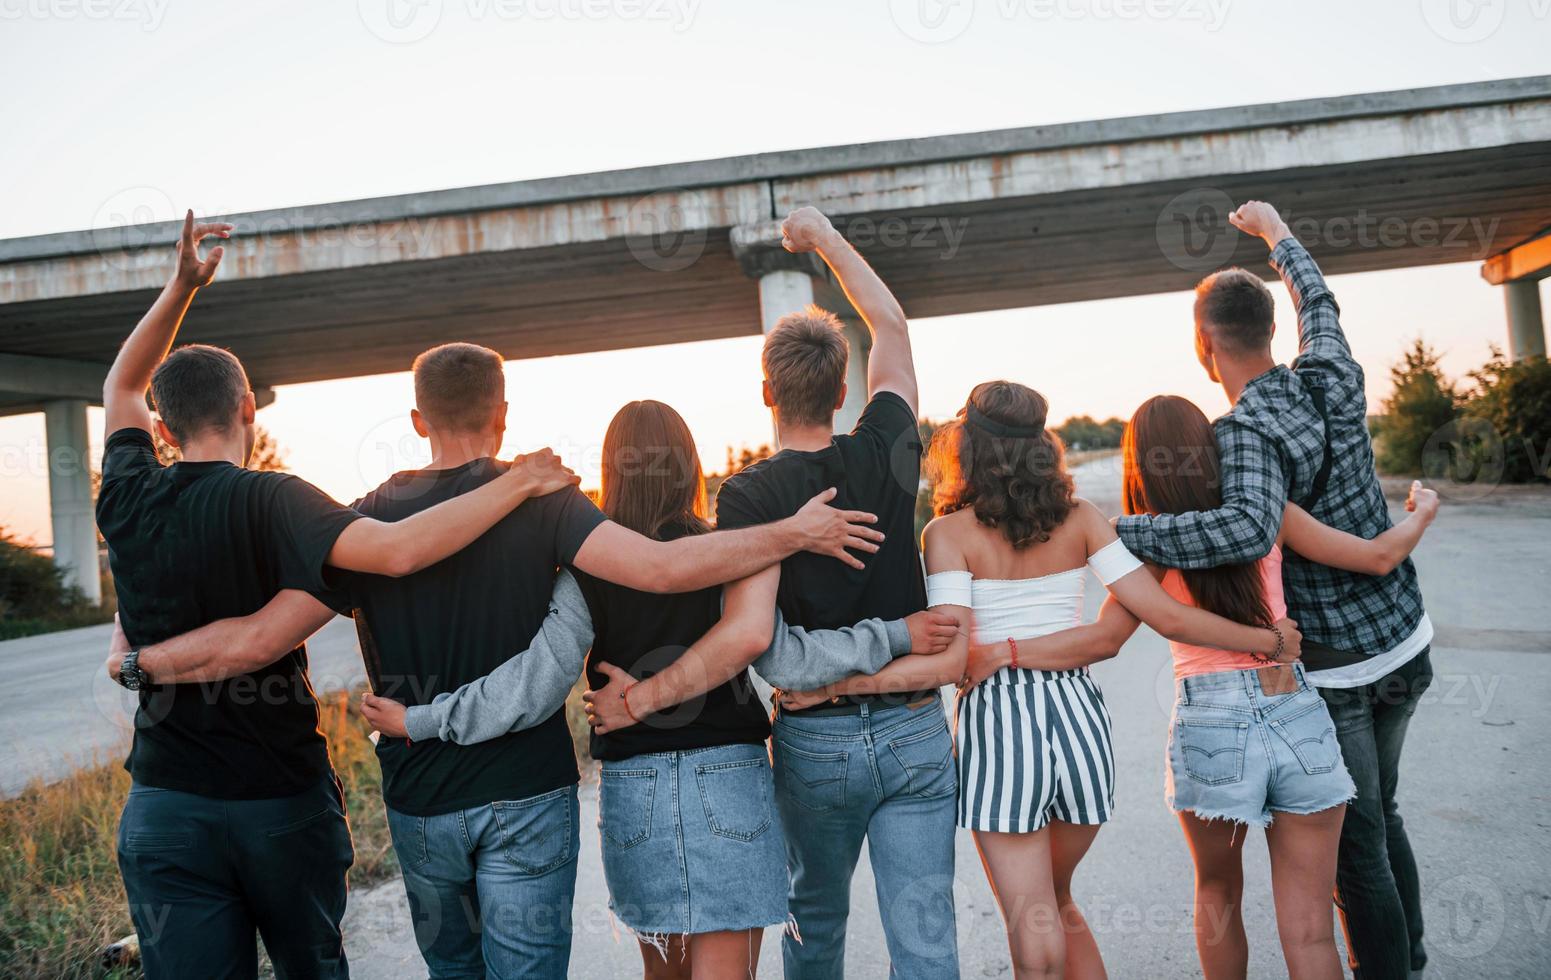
top-left (954, 667), bottom-right (1116, 833)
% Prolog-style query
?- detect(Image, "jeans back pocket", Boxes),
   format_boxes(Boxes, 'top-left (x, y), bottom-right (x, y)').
top-left (694, 757), bottom-right (774, 842)
top-left (492, 788), bottom-right (576, 875)
top-left (1176, 717), bottom-right (1249, 786)
top-left (775, 740), bottom-right (848, 813)
top-left (886, 721), bottom-right (955, 799)
top-left (1269, 696), bottom-right (1341, 775)
top-left (599, 769), bottom-right (657, 851)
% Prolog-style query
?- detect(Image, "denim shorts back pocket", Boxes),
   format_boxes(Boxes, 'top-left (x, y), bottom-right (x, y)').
top-left (1176, 716), bottom-right (1250, 786)
top-left (600, 768), bottom-right (657, 850)
top-left (694, 757), bottom-right (774, 842)
top-left (492, 787), bottom-right (576, 876)
top-left (775, 740), bottom-right (848, 813)
top-left (1269, 696), bottom-right (1341, 775)
top-left (887, 720), bottom-right (955, 798)
top-left (385, 809), bottom-right (430, 870)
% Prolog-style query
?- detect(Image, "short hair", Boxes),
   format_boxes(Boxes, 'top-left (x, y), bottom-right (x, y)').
top-left (150, 344), bottom-right (250, 442)
top-left (412, 343), bottom-right (506, 434)
top-left (1194, 268), bottom-right (1275, 355)
top-left (761, 306), bottom-right (849, 428)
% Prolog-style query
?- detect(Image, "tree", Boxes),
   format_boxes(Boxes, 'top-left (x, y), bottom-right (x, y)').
top-left (1374, 340), bottom-right (1460, 476)
top-left (1463, 349), bottom-right (1551, 483)
top-left (1055, 415), bottom-right (1126, 451)
top-left (152, 424), bottom-right (289, 472)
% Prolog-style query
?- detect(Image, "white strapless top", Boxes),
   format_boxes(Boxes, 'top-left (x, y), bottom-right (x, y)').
top-left (925, 539), bottom-right (1142, 645)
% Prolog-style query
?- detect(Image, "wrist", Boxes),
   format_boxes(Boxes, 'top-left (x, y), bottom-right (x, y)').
top-left (621, 683), bottom-right (642, 724)
top-left (1265, 224), bottom-right (1294, 249)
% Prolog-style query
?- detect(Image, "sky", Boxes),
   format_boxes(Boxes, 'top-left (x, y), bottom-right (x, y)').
top-left (2, 0), bottom-right (1549, 546)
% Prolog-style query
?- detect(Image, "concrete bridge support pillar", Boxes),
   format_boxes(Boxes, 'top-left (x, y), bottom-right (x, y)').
top-left (1505, 279), bottom-right (1546, 361)
top-left (42, 398), bottom-right (101, 604)
top-left (753, 269), bottom-right (872, 437)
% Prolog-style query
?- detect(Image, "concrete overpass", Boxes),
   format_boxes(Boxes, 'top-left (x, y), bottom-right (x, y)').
top-left (4, 76), bottom-right (1550, 600)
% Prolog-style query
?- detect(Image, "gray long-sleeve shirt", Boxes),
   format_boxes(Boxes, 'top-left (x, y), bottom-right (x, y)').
top-left (403, 569), bottom-right (910, 744)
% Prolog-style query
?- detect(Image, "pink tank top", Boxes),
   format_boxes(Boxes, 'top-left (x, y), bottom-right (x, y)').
top-left (1161, 545), bottom-right (1287, 680)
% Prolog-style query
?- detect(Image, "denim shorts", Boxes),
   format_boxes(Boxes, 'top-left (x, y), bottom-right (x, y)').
top-left (599, 742), bottom-right (789, 936)
top-left (1166, 664), bottom-right (1355, 828)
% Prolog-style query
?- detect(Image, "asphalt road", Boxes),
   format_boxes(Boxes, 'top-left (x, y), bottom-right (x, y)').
top-left (4, 460), bottom-right (1548, 977)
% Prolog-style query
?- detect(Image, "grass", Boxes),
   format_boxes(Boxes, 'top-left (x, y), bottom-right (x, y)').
top-left (0, 688), bottom-right (395, 980)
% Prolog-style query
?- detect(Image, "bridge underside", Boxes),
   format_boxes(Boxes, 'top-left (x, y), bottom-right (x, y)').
top-left (4, 77), bottom-right (1550, 411)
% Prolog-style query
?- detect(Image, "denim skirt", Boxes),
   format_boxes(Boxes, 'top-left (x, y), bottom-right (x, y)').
top-left (598, 742), bottom-right (789, 935)
top-left (1166, 664), bottom-right (1355, 828)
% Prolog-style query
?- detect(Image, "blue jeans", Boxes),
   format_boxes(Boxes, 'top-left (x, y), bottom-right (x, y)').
top-left (772, 698), bottom-right (959, 980)
top-left (1318, 648), bottom-right (1433, 980)
top-left (116, 774), bottom-right (353, 980)
top-left (385, 785), bottom-right (579, 980)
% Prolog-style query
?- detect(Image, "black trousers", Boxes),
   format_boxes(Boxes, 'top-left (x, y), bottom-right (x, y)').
top-left (116, 773), bottom-right (354, 980)
top-left (1319, 648), bottom-right (1433, 980)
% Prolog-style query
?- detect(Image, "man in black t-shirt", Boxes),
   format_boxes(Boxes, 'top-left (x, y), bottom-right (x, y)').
top-left (586, 208), bottom-right (967, 978)
top-left (119, 336), bottom-right (883, 977)
top-left (99, 215), bottom-right (582, 979)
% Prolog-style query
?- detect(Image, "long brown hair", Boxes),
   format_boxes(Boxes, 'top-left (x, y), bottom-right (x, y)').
top-left (927, 381), bottom-right (1075, 549)
top-left (1121, 395), bottom-right (1272, 627)
top-left (599, 400), bottom-right (710, 540)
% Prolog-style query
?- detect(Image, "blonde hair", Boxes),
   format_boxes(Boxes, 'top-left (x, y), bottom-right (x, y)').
top-left (761, 306), bottom-right (849, 427)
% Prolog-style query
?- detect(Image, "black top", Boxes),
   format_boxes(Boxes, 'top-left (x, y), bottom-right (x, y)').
top-left (715, 391), bottom-right (931, 709)
top-left (573, 521), bottom-right (772, 762)
top-left (96, 428), bottom-right (362, 799)
top-left (321, 459), bottom-right (607, 817)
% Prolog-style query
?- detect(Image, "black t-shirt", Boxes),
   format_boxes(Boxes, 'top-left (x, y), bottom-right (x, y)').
top-left (321, 459), bottom-right (607, 817)
top-left (715, 391), bottom-right (930, 707)
top-left (573, 521), bottom-right (772, 762)
top-left (96, 428), bottom-right (362, 799)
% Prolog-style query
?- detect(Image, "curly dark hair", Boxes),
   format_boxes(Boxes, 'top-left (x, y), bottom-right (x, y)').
top-left (927, 381), bottom-right (1075, 549)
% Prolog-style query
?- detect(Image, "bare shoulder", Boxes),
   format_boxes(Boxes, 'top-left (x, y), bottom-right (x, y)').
top-left (1071, 497), bottom-right (1113, 529)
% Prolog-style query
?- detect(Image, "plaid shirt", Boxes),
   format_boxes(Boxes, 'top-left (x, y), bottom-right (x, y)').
top-left (1115, 239), bottom-right (1425, 656)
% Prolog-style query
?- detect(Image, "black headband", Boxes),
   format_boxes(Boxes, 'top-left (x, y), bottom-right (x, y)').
top-left (965, 405), bottom-right (1044, 439)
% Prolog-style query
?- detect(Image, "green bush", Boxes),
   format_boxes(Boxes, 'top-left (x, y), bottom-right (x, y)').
top-left (1375, 340), bottom-right (1462, 477)
top-left (1464, 351), bottom-right (1551, 483)
top-left (0, 528), bottom-right (108, 639)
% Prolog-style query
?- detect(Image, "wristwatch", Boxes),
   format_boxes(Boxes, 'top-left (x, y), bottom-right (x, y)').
top-left (118, 648), bottom-right (149, 691)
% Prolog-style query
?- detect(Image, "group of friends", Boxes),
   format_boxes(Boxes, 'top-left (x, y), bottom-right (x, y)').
top-left (99, 201), bottom-right (1438, 980)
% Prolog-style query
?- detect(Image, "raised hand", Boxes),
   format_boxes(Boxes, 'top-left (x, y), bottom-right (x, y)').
top-left (1227, 200), bottom-right (1292, 249)
top-left (791, 487), bottom-right (883, 570)
top-left (173, 209), bottom-right (233, 289)
top-left (906, 609), bottom-right (961, 655)
top-left (582, 661), bottom-right (640, 734)
top-left (1406, 480), bottom-right (1440, 523)
top-left (780, 206), bottom-right (837, 254)
top-left (1271, 617), bottom-right (1302, 663)
top-left (360, 692), bottom-right (409, 738)
top-left (505, 447), bottom-right (580, 496)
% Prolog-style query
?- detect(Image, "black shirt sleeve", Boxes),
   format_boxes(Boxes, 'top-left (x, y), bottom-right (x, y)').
top-left (852, 391), bottom-right (919, 448)
top-left (258, 474), bottom-right (365, 594)
top-left (546, 487), bottom-right (609, 565)
top-left (713, 478), bottom-right (763, 532)
top-left (100, 427), bottom-right (161, 480)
